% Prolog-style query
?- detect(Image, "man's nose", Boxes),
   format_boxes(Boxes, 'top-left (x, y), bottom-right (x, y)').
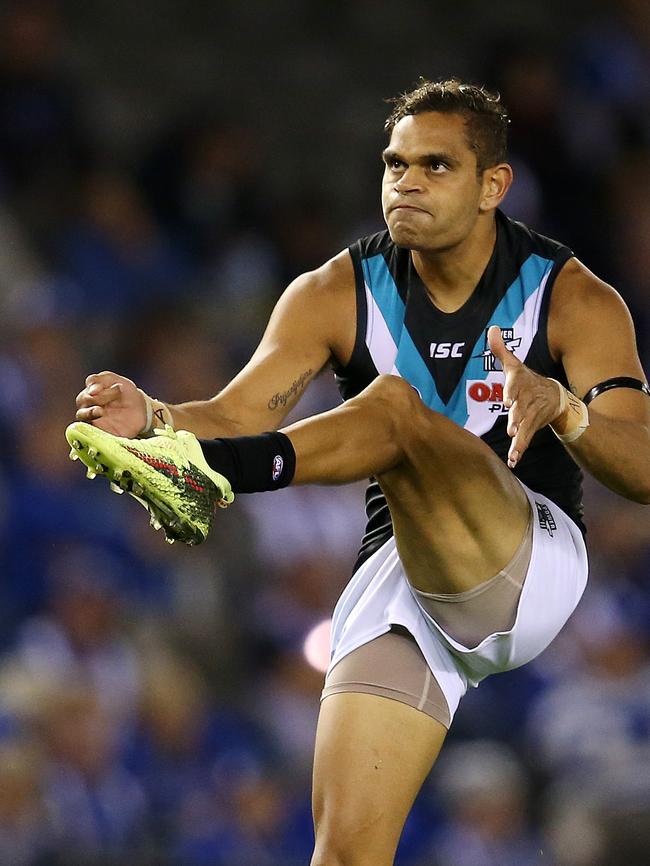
top-left (394, 166), bottom-right (423, 194)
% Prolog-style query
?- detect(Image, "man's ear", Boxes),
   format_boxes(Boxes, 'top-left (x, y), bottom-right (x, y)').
top-left (479, 163), bottom-right (513, 212)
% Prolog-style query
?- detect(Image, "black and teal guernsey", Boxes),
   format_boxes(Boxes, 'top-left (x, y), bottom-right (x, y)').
top-left (334, 209), bottom-right (584, 572)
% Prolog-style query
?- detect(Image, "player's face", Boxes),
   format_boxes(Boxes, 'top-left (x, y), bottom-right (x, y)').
top-left (381, 112), bottom-right (488, 252)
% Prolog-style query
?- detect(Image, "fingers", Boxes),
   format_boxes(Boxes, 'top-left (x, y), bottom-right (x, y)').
top-left (488, 327), bottom-right (520, 421)
top-left (485, 335), bottom-right (568, 469)
top-left (76, 374), bottom-right (126, 428)
top-left (76, 381), bottom-right (123, 410)
top-left (82, 373), bottom-right (132, 403)
top-left (506, 402), bottom-right (537, 469)
top-left (74, 371), bottom-right (146, 436)
top-left (75, 404), bottom-right (104, 422)
top-left (506, 407), bottom-right (526, 469)
top-left (487, 325), bottom-right (520, 371)
top-left (505, 393), bottom-right (550, 468)
top-left (85, 371), bottom-right (123, 388)
top-left (487, 328), bottom-right (533, 466)
top-left (74, 399), bottom-right (131, 436)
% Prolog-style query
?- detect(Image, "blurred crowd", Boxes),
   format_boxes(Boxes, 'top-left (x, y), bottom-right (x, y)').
top-left (0, 1), bottom-right (649, 864)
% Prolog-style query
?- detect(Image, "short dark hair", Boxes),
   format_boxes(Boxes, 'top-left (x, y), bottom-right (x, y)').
top-left (385, 78), bottom-right (509, 173)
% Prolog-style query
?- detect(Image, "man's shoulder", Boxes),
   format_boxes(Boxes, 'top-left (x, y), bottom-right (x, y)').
top-left (548, 256), bottom-right (635, 361)
top-left (294, 247), bottom-right (356, 297)
top-left (553, 257), bottom-right (622, 307)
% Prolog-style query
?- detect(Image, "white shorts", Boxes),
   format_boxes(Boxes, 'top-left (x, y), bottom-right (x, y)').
top-left (327, 482), bottom-right (589, 723)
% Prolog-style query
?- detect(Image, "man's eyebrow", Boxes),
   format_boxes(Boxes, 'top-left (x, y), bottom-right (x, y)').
top-left (382, 148), bottom-right (399, 164)
top-left (382, 148), bottom-right (460, 167)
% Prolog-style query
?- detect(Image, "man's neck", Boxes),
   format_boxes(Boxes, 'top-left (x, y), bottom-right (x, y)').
top-left (411, 217), bottom-right (497, 313)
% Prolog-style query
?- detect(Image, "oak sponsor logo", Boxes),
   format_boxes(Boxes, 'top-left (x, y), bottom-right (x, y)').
top-left (467, 380), bottom-right (508, 415)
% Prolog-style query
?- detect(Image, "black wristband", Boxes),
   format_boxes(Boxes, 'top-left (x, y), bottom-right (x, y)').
top-left (582, 377), bottom-right (650, 406)
top-left (199, 431), bottom-right (296, 493)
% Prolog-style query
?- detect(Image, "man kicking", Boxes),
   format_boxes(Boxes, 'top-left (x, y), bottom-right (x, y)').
top-left (68, 79), bottom-right (650, 866)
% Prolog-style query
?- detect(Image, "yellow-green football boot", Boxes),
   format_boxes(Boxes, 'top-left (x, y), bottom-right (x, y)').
top-left (65, 422), bottom-right (234, 545)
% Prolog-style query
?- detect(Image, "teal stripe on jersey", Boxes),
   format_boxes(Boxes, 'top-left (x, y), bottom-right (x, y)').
top-left (445, 253), bottom-right (554, 428)
top-left (364, 251), bottom-right (553, 423)
top-left (363, 254), bottom-right (405, 345)
top-left (364, 254), bottom-right (445, 411)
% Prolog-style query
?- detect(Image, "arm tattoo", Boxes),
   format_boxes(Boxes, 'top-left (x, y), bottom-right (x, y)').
top-left (268, 369), bottom-right (313, 410)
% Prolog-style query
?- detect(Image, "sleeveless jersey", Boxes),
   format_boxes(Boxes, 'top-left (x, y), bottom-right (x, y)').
top-left (334, 209), bottom-right (585, 572)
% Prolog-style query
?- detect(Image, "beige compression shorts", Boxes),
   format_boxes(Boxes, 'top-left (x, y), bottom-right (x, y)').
top-left (321, 512), bottom-right (533, 729)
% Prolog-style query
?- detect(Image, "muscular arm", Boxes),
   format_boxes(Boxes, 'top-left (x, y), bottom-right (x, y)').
top-left (76, 251), bottom-right (356, 438)
top-left (549, 259), bottom-right (650, 503)
top-left (489, 258), bottom-right (650, 503)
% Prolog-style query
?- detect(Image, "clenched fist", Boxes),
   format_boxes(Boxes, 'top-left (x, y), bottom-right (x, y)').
top-left (75, 372), bottom-right (147, 437)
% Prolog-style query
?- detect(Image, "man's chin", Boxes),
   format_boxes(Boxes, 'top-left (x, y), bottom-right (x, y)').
top-left (387, 225), bottom-right (427, 250)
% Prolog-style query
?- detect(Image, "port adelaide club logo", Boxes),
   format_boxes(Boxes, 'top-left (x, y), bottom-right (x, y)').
top-left (479, 327), bottom-right (522, 372)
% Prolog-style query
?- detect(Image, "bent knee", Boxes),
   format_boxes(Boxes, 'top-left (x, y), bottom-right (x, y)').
top-left (365, 373), bottom-right (420, 404)
top-left (358, 374), bottom-right (426, 426)
top-left (361, 375), bottom-right (450, 453)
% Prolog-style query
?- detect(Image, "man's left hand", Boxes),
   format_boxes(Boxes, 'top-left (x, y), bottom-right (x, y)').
top-left (487, 325), bottom-right (563, 468)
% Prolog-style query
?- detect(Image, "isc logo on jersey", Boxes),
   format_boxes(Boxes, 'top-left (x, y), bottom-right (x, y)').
top-left (430, 342), bottom-right (465, 359)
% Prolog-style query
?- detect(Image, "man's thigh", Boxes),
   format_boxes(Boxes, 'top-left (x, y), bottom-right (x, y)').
top-left (378, 401), bottom-right (531, 595)
top-left (286, 374), bottom-right (531, 595)
top-left (311, 692), bottom-right (446, 866)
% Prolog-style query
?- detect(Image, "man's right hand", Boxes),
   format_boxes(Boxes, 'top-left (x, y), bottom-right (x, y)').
top-left (75, 372), bottom-right (147, 437)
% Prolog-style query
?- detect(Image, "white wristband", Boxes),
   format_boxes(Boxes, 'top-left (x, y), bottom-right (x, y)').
top-left (140, 390), bottom-right (153, 434)
top-left (138, 389), bottom-right (174, 434)
top-left (548, 379), bottom-right (589, 444)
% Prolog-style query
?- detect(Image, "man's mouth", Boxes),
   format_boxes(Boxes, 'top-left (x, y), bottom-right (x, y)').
top-left (391, 204), bottom-right (428, 213)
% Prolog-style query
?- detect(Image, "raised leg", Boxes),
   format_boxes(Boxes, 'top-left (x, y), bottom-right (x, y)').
top-left (283, 374), bottom-right (530, 595)
top-left (310, 692), bottom-right (446, 866)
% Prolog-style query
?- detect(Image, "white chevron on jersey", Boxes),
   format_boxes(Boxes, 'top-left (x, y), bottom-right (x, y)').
top-left (365, 283), bottom-right (400, 376)
top-left (465, 268), bottom-right (551, 438)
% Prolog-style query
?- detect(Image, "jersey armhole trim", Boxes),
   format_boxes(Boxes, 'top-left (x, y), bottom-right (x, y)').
top-left (534, 250), bottom-right (573, 382)
top-left (333, 245), bottom-right (368, 375)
